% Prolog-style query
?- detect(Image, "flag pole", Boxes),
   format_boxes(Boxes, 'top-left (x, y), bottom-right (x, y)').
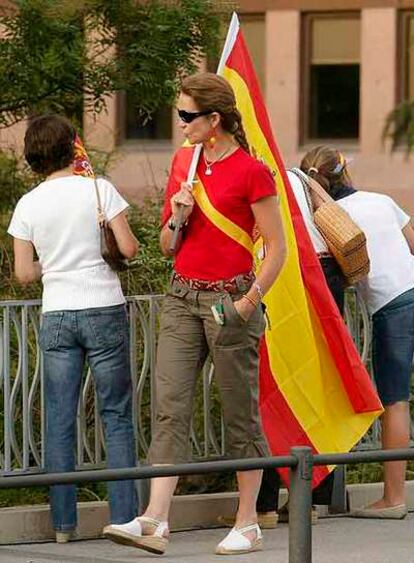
top-left (216, 12), bottom-right (239, 75)
top-left (168, 12), bottom-right (240, 253)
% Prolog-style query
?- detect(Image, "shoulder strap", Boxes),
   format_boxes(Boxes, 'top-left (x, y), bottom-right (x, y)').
top-left (306, 176), bottom-right (333, 203)
top-left (289, 167), bottom-right (334, 207)
top-left (289, 167), bottom-right (314, 214)
top-left (93, 177), bottom-right (105, 226)
top-left (192, 174), bottom-right (254, 255)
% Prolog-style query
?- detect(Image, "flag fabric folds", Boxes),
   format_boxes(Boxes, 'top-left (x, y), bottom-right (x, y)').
top-left (73, 134), bottom-right (95, 178)
top-left (215, 13), bottom-right (383, 487)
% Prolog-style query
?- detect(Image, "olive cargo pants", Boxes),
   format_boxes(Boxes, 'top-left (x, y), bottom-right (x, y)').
top-left (147, 280), bottom-right (269, 463)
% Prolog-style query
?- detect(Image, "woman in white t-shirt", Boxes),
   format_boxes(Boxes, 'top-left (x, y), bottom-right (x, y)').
top-left (8, 115), bottom-right (140, 542)
top-left (301, 145), bottom-right (414, 520)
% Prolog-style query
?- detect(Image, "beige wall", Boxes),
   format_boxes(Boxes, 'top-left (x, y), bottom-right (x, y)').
top-left (0, 121), bottom-right (26, 155)
top-left (108, 6), bottom-right (414, 213)
top-left (266, 10), bottom-right (300, 161)
top-left (360, 8), bottom-right (396, 155)
top-left (270, 7), bottom-right (414, 215)
top-left (239, 0), bottom-right (414, 10)
top-left (1, 4), bottom-right (414, 214)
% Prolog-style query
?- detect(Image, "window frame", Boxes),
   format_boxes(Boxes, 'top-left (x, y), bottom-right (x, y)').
top-left (116, 91), bottom-right (173, 148)
top-left (300, 11), bottom-right (361, 145)
top-left (399, 10), bottom-right (414, 102)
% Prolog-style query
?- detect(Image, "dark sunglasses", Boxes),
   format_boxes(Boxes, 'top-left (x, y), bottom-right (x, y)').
top-left (177, 109), bottom-right (213, 124)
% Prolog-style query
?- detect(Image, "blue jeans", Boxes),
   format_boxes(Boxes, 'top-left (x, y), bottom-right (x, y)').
top-left (40, 304), bottom-right (138, 531)
top-left (372, 288), bottom-right (414, 406)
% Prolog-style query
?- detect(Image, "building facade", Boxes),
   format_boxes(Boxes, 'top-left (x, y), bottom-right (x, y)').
top-left (1, 0), bottom-right (414, 213)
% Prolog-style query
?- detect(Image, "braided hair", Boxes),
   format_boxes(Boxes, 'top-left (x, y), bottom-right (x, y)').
top-left (180, 72), bottom-right (250, 154)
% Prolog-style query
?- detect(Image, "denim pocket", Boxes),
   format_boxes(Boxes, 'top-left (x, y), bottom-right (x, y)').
top-left (87, 307), bottom-right (128, 347)
top-left (39, 312), bottom-right (64, 351)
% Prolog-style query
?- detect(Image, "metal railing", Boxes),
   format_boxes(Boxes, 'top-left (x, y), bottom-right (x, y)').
top-left (0, 295), bottom-right (225, 475)
top-left (0, 290), bottom-right (409, 476)
top-left (0, 446), bottom-right (413, 562)
top-left (1, 292), bottom-right (414, 560)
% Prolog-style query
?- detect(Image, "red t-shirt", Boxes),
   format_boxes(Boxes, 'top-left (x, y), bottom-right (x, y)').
top-left (162, 146), bottom-right (276, 281)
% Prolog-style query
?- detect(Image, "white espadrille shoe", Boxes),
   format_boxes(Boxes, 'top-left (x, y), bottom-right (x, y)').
top-left (103, 516), bottom-right (169, 555)
top-left (215, 523), bottom-right (263, 555)
top-left (55, 531), bottom-right (73, 544)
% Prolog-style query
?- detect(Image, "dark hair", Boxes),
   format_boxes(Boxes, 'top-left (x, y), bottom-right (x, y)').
top-left (24, 115), bottom-right (76, 175)
top-left (180, 72), bottom-right (250, 154)
top-left (300, 145), bottom-right (352, 192)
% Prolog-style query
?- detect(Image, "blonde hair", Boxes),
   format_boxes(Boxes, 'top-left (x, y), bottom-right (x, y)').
top-left (180, 72), bottom-right (250, 153)
top-left (300, 145), bottom-right (352, 192)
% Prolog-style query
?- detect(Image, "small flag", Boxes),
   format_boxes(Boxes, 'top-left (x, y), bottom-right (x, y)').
top-left (73, 134), bottom-right (94, 178)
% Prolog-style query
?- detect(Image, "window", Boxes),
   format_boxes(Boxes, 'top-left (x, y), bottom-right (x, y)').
top-left (119, 93), bottom-right (172, 142)
top-left (400, 12), bottom-right (414, 101)
top-left (302, 14), bottom-right (360, 141)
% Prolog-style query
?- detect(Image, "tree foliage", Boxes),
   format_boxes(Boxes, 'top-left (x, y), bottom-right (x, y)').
top-left (0, 0), bottom-right (226, 128)
top-left (0, 151), bottom-right (35, 212)
top-left (383, 100), bottom-right (414, 155)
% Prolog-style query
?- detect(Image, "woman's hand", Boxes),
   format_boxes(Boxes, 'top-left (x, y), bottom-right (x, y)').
top-left (171, 182), bottom-right (195, 223)
top-left (233, 296), bottom-right (257, 322)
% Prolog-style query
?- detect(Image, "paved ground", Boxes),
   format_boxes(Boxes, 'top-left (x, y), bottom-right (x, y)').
top-left (0, 514), bottom-right (413, 563)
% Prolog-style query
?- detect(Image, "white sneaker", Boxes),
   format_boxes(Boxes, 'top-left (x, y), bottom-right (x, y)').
top-left (215, 523), bottom-right (263, 555)
top-left (103, 516), bottom-right (169, 555)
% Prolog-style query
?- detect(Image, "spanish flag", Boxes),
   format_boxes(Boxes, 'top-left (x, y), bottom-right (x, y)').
top-left (72, 134), bottom-right (95, 178)
top-left (219, 13), bottom-right (382, 486)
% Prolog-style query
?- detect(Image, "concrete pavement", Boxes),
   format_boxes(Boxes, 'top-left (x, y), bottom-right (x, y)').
top-left (0, 514), bottom-right (412, 563)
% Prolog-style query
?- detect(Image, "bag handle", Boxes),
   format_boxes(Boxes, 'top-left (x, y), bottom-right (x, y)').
top-left (289, 167), bottom-right (334, 208)
top-left (289, 167), bottom-right (313, 213)
top-left (306, 176), bottom-right (334, 204)
top-left (93, 177), bottom-right (105, 227)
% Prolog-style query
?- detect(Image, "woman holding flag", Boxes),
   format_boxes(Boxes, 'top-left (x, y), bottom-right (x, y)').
top-left (103, 72), bottom-right (286, 555)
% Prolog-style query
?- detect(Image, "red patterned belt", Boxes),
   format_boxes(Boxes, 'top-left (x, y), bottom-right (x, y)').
top-left (172, 271), bottom-right (255, 294)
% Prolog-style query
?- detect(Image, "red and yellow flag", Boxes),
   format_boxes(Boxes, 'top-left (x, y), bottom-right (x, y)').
top-left (73, 134), bottom-right (94, 178)
top-left (217, 14), bottom-right (382, 486)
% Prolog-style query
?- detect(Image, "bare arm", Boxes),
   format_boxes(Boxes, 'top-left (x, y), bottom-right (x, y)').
top-left (108, 210), bottom-right (139, 259)
top-left (234, 195), bottom-right (287, 320)
top-left (402, 221), bottom-right (414, 255)
top-left (13, 238), bottom-right (42, 285)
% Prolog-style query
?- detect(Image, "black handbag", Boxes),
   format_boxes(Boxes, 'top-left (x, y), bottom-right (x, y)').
top-left (94, 178), bottom-right (129, 272)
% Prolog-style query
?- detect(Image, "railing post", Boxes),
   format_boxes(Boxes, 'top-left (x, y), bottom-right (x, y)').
top-left (289, 446), bottom-right (313, 563)
top-left (329, 465), bottom-right (347, 513)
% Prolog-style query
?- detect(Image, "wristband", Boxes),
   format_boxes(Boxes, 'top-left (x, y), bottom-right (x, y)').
top-left (253, 282), bottom-right (264, 300)
top-left (242, 294), bottom-right (259, 308)
top-left (168, 217), bottom-right (184, 231)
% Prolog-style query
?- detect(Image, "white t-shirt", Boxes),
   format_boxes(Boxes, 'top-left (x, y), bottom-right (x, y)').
top-left (287, 170), bottom-right (329, 254)
top-left (337, 191), bottom-right (414, 314)
top-left (8, 175), bottom-right (129, 313)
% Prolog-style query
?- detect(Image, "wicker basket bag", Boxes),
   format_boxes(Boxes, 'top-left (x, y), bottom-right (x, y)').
top-left (289, 168), bottom-right (370, 286)
top-left (308, 178), bottom-right (370, 285)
